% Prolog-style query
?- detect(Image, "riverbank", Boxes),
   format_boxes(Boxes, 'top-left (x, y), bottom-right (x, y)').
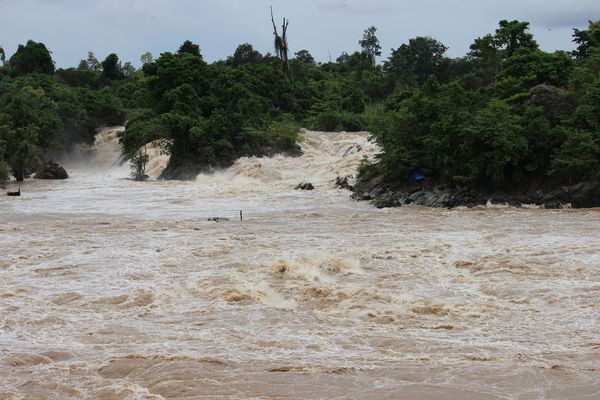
top-left (352, 176), bottom-right (600, 209)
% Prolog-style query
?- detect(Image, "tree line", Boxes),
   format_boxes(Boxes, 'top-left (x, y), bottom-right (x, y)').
top-left (366, 20), bottom-right (600, 190)
top-left (1, 19), bottom-right (599, 187)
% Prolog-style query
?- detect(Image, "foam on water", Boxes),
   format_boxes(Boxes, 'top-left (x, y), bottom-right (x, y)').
top-left (1, 128), bottom-right (600, 398)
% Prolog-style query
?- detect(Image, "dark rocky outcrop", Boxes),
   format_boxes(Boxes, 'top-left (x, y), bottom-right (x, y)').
top-left (7, 187), bottom-right (20, 196)
top-left (352, 175), bottom-right (600, 209)
top-left (342, 144), bottom-right (362, 158)
top-left (335, 176), bottom-right (353, 191)
top-left (158, 162), bottom-right (209, 181)
top-left (35, 162), bottom-right (68, 180)
top-left (295, 182), bottom-right (315, 190)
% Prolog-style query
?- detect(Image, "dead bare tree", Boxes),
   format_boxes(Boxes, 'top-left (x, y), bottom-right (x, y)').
top-left (270, 6), bottom-right (289, 76)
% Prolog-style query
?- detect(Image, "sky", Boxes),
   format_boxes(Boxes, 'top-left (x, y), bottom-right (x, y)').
top-left (1, 0), bottom-right (599, 68)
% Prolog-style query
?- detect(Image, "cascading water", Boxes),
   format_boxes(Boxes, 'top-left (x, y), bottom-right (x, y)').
top-left (88, 127), bottom-right (128, 169)
top-left (61, 126), bottom-right (169, 180)
top-left (1, 128), bottom-right (599, 399)
top-left (196, 130), bottom-right (378, 195)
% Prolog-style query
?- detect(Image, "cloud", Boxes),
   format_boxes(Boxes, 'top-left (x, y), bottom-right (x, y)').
top-left (1, 0), bottom-right (597, 67)
top-left (530, 10), bottom-right (597, 29)
top-left (317, 0), bottom-right (404, 14)
top-left (482, 0), bottom-right (599, 28)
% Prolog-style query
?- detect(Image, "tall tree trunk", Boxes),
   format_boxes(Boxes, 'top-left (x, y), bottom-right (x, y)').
top-left (270, 7), bottom-right (290, 77)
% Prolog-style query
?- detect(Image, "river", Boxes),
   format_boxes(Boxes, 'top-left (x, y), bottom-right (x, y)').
top-left (1, 128), bottom-right (599, 399)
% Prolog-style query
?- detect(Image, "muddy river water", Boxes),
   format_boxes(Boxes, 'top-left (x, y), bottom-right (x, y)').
top-left (1, 129), bottom-right (599, 399)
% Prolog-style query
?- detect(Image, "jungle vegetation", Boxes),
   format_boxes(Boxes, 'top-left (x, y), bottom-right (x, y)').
top-left (0, 19), bottom-right (599, 188)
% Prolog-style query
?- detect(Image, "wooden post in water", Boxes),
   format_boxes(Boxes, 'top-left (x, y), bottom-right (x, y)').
top-left (240, 210), bottom-right (243, 221)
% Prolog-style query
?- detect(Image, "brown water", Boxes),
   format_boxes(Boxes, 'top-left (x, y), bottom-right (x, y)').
top-left (1, 129), bottom-right (599, 399)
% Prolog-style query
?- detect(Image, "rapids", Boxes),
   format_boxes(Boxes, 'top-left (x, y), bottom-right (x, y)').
top-left (1, 128), bottom-right (599, 399)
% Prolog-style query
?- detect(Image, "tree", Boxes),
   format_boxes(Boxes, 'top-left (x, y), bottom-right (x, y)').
top-left (359, 26), bottom-right (381, 66)
top-left (130, 146), bottom-right (149, 181)
top-left (468, 20), bottom-right (538, 83)
top-left (468, 34), bottom-right (501, 79)
top-left (294, 50), bottom-right (315, 65)
top-left (142, 51), bottom-right (208, 113)
top-left (493, 20), bottom-right (538, 58)
top-left (121, 62), bottom-right (136, 76)
top-left (55, 67), bottom-right (98, 88)
top-left (551, 129), bottom-right (600, 181)
top-left (572, 20), bottom-right (600, 59)
top-left (100, 53), bottom-right (125, 82)
top-left (0, 159), bottom-right (9, 187)
top-left (335, 50), bottom-right (372, 75)
top-left (385, 37), bottom-right (449, 85)
top-left (573, 78), bottom-right (600, 131)
top-left (270, 6), bottom-right (290, 76)
top-left (0, 139), bottom-right (9, 186)
top-left (498, 48), bottom-right (573, 93)
top-left (86, 51), bottom-right (102, 71)
top-left (227, 43), bottom-right (263, 67)
top-left (140, 51), bottom-right (154, 65)
top-left (459, 99), bottom-right (527, 186)
top-left (77, 59), bottom-right (89, 70)
top-left (569, 48), bottom-right (600, 94)
top-left (0, 46), bottom-right (5, 66)
top-left (9, 40), bottom-right (55, 76)
top-left (178, 40), bottom-right (202, 58)
top-left (0, 86), bottom-right (62, 180)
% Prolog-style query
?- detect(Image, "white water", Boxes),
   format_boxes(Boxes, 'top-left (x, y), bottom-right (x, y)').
top-left (1, 128), bottom-right (599, 399)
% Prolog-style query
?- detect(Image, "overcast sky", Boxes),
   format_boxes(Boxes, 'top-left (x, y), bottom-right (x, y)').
top-left (1, 0), bottom-right (598, 68)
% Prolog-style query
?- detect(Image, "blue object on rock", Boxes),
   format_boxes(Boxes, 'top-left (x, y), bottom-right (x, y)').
top-left (408, 170), bottom-right (425, 183)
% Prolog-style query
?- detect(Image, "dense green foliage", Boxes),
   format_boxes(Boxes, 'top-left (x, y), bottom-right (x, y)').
top-left (0, 45), bottom-right (126, 181)
top-left (120, 43), bottom-right (301, 173)
top-left (1, 19), bottom-right (599, 188)
top-left (9, 40), bottom-right (55, 76)
top-left (369, 20), bottom-right (600, 189)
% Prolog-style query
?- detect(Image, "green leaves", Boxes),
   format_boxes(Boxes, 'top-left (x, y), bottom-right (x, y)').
top-left (125, 41), bottom-right (303, 173)
top-left (572, 20), bottom-right (600, 59)
top-left (461, 100), bottom-right (527, 186)
top-left (100, 53), bottom-right (125, 83)
top-left (385, 37), bottom-right (449, 86)
top-left (551, 129), bottom-right (600, 180)
top-left (359, 26), bottom-right (381, 66)
top-left (373, 82), bottom-right (528, 188)
top-left (9, 40), bottom-right (55, 76)
top-left (0, 84), bottom-right (61, 180)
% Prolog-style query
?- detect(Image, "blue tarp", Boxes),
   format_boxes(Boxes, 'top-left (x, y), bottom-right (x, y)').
top-left (408, 170), bottom-right (425, 183)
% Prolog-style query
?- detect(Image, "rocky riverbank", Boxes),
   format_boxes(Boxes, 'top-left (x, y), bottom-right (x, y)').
top-left (351, 175), bottom-right (600, 209)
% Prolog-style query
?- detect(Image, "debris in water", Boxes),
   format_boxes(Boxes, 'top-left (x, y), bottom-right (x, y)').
top-left (207, 217), bottom-right (230, 222)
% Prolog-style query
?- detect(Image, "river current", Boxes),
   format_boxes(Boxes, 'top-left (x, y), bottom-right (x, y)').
top-left (1, 128), bottom-right (599, 399)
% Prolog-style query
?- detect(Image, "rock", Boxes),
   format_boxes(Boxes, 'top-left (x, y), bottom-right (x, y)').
top-left (335, 176), bottom-right (353, 190)
top-left (405, 188), bottom-right (452, 208)
top-left (35, 162), bottom-right (68, 180)
top-left (295, 182), bottom-right (315, 190)
top-left (7, 187), bottom-right (20, 197)
top-left (562, 182), bottom-right (600, 208)
top-left (159, 162), bottom-right (206, 181)
top-left (374, 192), bottom-right (400, 208)
top-left (342, 144), bottom-right (362, 158)
top-left (351, 191), bottom-right (372, 201)
top-left (351, 171), bottom-right (600, 209)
